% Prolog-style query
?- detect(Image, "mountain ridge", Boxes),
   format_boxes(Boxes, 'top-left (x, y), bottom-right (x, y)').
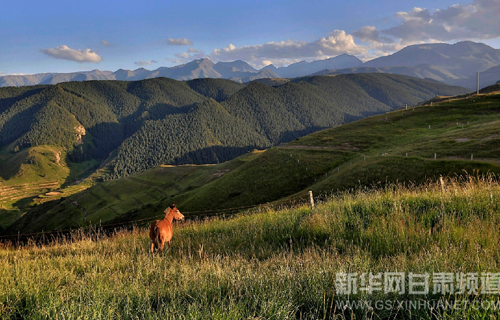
top-left (1, 41), bottom-right (499, 89)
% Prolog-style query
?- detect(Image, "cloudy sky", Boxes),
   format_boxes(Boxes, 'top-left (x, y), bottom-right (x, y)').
top-left (1, 0), bottom-right (499, 75)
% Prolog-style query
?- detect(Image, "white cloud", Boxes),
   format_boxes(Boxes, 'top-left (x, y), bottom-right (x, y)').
top-left (134, 60), bottom-right (158, 66)
top-left (350, 0), bottom-right (500, 58)
top-left (172, 48), bottom-right (206, 61)
top-left (352, 26), bottom-right (394, 44)
top-left (385, 0), bottom-right (500, 42)
top-left (101, 40), bottom-right (111, 46)
top-left (167, 38), bottom-right (193, 45)
top-left (40, 45), bottom-right (102, 63)
top-left (187, 47), bottom-right (203, 53)
top-left (210, 30), bottom-right (366, 67)
top-left (394, 7), bottom-right (431, 24)
top-left (175, 52), bottom-right (190, 59)
top-left (352, 26), bottom-right (405, 55)
top-left (262, 60), bottom-right (273, 66)
top-left (165, 0), bottom-right (500, 67)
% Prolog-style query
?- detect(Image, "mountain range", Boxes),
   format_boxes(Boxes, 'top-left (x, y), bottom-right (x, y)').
top-left (315, 41), bottom-right (500, 90)
top-left (0, 59), bottom-right (281, 87)
top-left (2, 41), bottom-right (499, 90)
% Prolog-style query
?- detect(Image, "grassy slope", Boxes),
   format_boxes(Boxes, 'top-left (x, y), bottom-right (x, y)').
top-left (1, 177), bottom-right (500, 319)
top-left (3, 151), bottom-right (265, 232)
top-left (172, 91), bottom-right (500, 211)
top-left (0, 144), bottom-right (100, 228)
top-left (282, 92), bottom-right (500, 197)
top-left (4, 90), bottom-right (500, 235)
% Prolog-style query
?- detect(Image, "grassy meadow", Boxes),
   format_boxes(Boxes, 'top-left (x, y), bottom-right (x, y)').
top-left (7, 91), bottom-right (500, 235)
top-left (2, 175), bottom-right (500, 319)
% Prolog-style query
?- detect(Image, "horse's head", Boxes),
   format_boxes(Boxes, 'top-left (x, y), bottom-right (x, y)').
top-left (164, 203), bottom-right (184, 221)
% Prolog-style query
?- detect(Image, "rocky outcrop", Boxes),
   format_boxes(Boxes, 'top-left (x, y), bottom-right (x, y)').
top-left (74, 125), bottom-right (86, 145)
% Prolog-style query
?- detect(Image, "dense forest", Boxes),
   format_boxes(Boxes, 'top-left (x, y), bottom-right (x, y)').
top-left (0, 75), bottom-right (468, 179)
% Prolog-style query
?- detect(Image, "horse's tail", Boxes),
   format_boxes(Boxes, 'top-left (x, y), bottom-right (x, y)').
top-left (154, 225), bottom-right (160, 241)
top-left (149, 220), bottom-right (160, 242)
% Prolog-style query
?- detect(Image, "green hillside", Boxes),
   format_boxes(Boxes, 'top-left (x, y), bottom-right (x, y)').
top-left (0, 74), bottom-right (466, 218)
top-left (4, 86), bottom-right (500, 235)
top-left (186, 78), bottom-right (245, 102)
top-left (0, 75), bottom-right (466, 176)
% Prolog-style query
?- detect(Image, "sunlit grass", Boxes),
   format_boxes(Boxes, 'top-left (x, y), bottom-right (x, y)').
top-left (1, 175), bottom-right (500, 319)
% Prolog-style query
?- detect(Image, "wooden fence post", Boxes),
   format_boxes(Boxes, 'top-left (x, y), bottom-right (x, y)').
top-left (309, 191), bottom-right (315, 210)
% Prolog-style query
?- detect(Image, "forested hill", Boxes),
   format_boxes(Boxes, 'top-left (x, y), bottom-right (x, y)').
top-left (0, 74), bottom-right (467, 180)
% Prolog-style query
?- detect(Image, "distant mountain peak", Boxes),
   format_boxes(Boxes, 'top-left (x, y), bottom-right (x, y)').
top-left (1, 41), bottom-right (499, 89)
top-left (262, 64), bottom-right (278, 72)
top-left (270, 54), bottom-right (363, 78)
top-left (192, 58), bottom-right (214, 64)
top-left (215, 60), bottom-right (257, 72)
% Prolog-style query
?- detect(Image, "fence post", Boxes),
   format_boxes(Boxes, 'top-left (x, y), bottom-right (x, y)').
top-left (434, 153), bottom-right (437, 160)
top-left (309, 191), bottom-right (315, 210)
top-left (471, 154), bottom-right (474, 161)
top-left (440, 176), bottom-right (445, 193)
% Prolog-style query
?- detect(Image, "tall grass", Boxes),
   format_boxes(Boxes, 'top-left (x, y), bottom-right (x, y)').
top-left (1, 175), bottom-right (500, 319)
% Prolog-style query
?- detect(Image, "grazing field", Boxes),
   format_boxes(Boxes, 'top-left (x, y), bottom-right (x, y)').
top-left (6, 91), bottom-right (500, 235)
top-left (1, 175), bottom-right (500, 319)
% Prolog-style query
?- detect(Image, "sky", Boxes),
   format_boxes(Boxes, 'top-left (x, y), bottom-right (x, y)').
top-left (1, 0), bottom-right (499, 75)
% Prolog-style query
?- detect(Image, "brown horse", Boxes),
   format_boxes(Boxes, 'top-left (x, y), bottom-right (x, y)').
top-left (149, 203), bottom-right (184, 253)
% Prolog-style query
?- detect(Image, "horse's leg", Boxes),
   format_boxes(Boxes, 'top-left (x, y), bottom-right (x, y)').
top-left (150, 241), bottom-right (155, 254)
top-left (159, 239), bottom-right (165, 253)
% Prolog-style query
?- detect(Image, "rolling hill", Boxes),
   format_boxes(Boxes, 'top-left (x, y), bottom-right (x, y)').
top-left (1, 74), bottom-right (466, 182)
top-left (4, 81), bottom-right (499, 235)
